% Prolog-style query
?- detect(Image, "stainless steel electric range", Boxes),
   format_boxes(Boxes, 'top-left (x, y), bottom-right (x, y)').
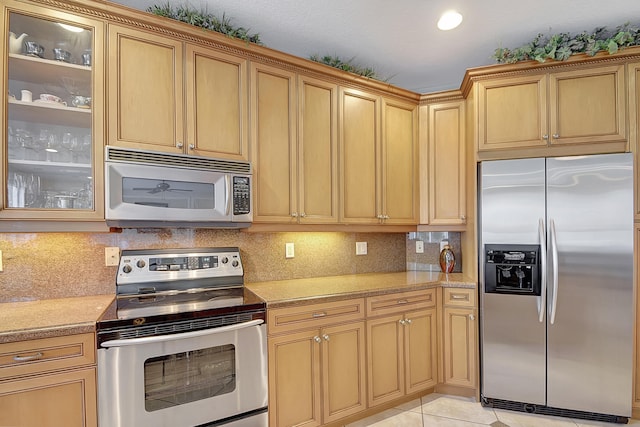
top-left (96, 247), bottom-right (267, 427)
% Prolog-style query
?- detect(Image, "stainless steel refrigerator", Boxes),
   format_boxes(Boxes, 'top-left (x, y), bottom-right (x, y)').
top-left (479, 153), bottom-right (634, 422)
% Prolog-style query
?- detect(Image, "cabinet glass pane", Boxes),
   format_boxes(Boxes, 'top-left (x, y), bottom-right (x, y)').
top-left (7, 12), bottom-right (93, 210)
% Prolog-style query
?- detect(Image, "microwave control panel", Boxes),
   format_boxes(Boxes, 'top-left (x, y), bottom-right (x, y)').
top-left (233, 176), bottom-right (251, 215)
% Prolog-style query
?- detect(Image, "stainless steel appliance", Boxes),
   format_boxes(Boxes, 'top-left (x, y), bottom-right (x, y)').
top-left (97, 247), bottom-right (267, 427)
top-left (479, 153), bottom-right (633, 423)
top-left (105, 147), bottom-right (252, 228)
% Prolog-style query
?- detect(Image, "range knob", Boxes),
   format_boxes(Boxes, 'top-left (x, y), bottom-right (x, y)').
top-left (136, 260), bottom-right (146, 269)
top-left (122, 264), bottom-right (133, 274)
top-left (221, 257), bottom-right (229, 264)
top-left (232, 260), bottom-right (239, 268)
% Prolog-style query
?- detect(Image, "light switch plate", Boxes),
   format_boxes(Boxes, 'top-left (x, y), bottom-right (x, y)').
top-left (356, 242), bottom-right (367, 255)
top-left (416, 241), bottom-right (424, 253)
top-left (285, 242), bottom-right (295, 259)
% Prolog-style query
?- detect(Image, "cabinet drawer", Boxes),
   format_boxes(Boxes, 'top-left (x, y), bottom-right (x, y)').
top-left (366, 288), bottom-right (436, 318)
top-left (0, 333), bottom-right (95, 380)
top-left (268, 298), bottom-right (365, 335)
top-left (443, 288), bottom-right (476, 307)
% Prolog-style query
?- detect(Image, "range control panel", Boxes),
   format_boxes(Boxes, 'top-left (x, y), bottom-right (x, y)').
top-left (116, 247), bottom-right (243, 285)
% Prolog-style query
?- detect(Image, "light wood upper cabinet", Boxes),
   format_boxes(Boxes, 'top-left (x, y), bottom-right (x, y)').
top-left (339, 87), bottom-right (380, 225)
top-left (628, 62), bottom-right (640, 220)
top-left (297, 76), bottom-right (339, 224)
top-left (382, 98), bottom-right (419, 224)
top-left (422, 100), bottom-right (466, 226)
top-left (339, 89), bottom-right (418, 225)
top-left (108, 25), bottom-right (183, 153)
top-left (108, 25), bottom-right (248, 160)
top-left (477, 64), bottom-right (627, 152)
top-left (250, 63), bottom-right (297, 223)
top-left (0, 333), bottom-right (97, 427)
top-left (267, 299), bottom-right (366, 427)
top-left (185, 46), bottom-right (248, 160)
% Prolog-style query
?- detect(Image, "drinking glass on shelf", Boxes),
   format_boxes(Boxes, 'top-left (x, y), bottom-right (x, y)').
top-left (62, 132), bottom-right (79, 162)
top-left (24, 174), bottom-right (41, 207)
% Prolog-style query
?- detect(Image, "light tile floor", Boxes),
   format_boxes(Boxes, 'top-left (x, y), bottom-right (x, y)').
top-left (345, 394), bottom-right (640, 427)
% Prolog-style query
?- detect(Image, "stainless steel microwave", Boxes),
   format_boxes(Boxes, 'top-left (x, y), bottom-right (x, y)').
top-left (105, 147), bottom-right (252, 228)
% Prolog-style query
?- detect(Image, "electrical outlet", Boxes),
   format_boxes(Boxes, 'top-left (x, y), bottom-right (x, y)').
top-left (285, 242), bottom-right (295, 259)
top-left (440, 240), bottom-right (449, 252)
top-left (105, 247), bottom-right (120, 266)
top-left (356, 241), bottom-right (367, 256)
top-left (416, 241), bottom-right (424, 253)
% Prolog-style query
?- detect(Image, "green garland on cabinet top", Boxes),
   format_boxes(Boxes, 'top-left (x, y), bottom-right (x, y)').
top-left (147, 3), bottom-right (262, 44)
top-left (494, 22), bottom-right (640, 64)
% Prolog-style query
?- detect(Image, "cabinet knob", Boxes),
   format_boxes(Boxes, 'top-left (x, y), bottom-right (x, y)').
top-left (322, 334), bottom-right (330, 341)
top-left (460, 215), bottom-right (466, 221)
top-left (469, 314), bottom-right (476, 321)
top-left (314, 336), bottom-right (322, 343)
top-left (552, 134), bottom-right (559, 139)
top-left (399, 319), bottom-right (406, 325)
top-left (384, 215), bottom-right (390, 220)
top-left (300, 212), bottom-right (306, 218)
top-left (291, 212), bottom-right (298, 218)
top-left (176, 141), bottom-right (183, 148)
top-left (405, 318), bottom-right (412, 325)
top-left (542, 134), bottom-right (549, 140)
top-left (189, 144), bottom-right (195, 150)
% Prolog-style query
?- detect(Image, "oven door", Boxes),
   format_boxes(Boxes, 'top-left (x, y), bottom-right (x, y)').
top-left (97, 320), bottom-right (267, 427)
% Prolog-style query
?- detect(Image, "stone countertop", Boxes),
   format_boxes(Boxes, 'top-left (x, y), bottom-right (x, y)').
top-left (0, 294), bottom-right (115, 344)
top-left (246, 271), bottom-right (476, 308)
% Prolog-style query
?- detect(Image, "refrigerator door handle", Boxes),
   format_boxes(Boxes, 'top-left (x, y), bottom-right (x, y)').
top-left (549, 218), bottom-right (559, 325)
top-left (538, 218), bottom-right (547, 323)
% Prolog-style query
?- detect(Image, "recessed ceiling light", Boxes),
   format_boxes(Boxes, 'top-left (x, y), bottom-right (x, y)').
top-left (437, 10), bottom-right (463, 31)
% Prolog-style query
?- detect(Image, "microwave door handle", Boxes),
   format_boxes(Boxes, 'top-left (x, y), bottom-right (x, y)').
top-left (549, 219), bottom-right (559, 325)
top-left (100, 319), bottom-right (264, 348)
top-left (225, 175), bottom-right (232, 216)
top-left (538, 218), bottom-right (547, 323)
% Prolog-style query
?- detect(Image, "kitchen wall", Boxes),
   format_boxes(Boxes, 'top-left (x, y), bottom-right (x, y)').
top-left (406, 231), bottom-right (462, 273)
top-left (0, 229), bottom-right (407, 303)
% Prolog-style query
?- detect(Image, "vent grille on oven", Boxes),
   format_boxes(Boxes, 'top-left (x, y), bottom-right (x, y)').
top-left (106, 146), bottom-right (252, 174)
top-left (100, 313), bottom-right (254, 343)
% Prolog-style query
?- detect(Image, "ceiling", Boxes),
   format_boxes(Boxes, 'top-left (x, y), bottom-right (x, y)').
top-left (110, 0), bottom-right (640, 94)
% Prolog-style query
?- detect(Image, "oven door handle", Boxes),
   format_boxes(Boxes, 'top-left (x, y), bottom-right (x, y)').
top-left (225, 174), bottom-right (232, 216)
top-left (100, 319), bottom-right (264, 348)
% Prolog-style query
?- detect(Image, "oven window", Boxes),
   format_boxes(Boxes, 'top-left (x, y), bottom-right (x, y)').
top-left (122, 177), bottom-right (214, 209)
top-left (144, 344), bottom-right (236, 412)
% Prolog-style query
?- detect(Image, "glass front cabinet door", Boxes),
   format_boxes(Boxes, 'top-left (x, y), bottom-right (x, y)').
top-left (2, 2), bottom-right (104, 225)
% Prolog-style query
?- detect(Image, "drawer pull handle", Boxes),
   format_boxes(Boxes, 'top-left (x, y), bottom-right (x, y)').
top-left (397, 299), bottom-right (409, 304)
top-left (13, 352), bottom-right (43, 362)
top-left (451, 295), bottom-right (468, 300)
top-left (312, 312), bottom-right (327, 318)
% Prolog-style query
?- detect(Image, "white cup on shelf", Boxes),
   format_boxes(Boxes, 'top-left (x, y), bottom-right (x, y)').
top-left (20, 90), bottom-right (32, 102)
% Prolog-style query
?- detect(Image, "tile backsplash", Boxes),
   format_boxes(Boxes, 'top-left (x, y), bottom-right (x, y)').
top-left (406, 231), bottom-right (462, 273)
top-left (0, 229), bottom-right (406, 302)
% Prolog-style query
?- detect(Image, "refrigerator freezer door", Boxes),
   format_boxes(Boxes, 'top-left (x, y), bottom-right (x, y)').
top-left (546, 153), bottom-right (633, 416)
top-left (480, 158), bottom-right (546, 404)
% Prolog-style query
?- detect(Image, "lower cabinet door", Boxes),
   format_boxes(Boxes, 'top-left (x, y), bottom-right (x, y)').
top-left (321, 321), bottom-right (366, 423)
top-left (366, 315), bottom-right (404, 407)
top-left (443, 307), bottom-right (477, 388)
top-left (268, 330), bottom-right (322, 427)
top-left (404, 308), bottom-right (438, 394)
top-left (0, 367), bottom-right (97, 427)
